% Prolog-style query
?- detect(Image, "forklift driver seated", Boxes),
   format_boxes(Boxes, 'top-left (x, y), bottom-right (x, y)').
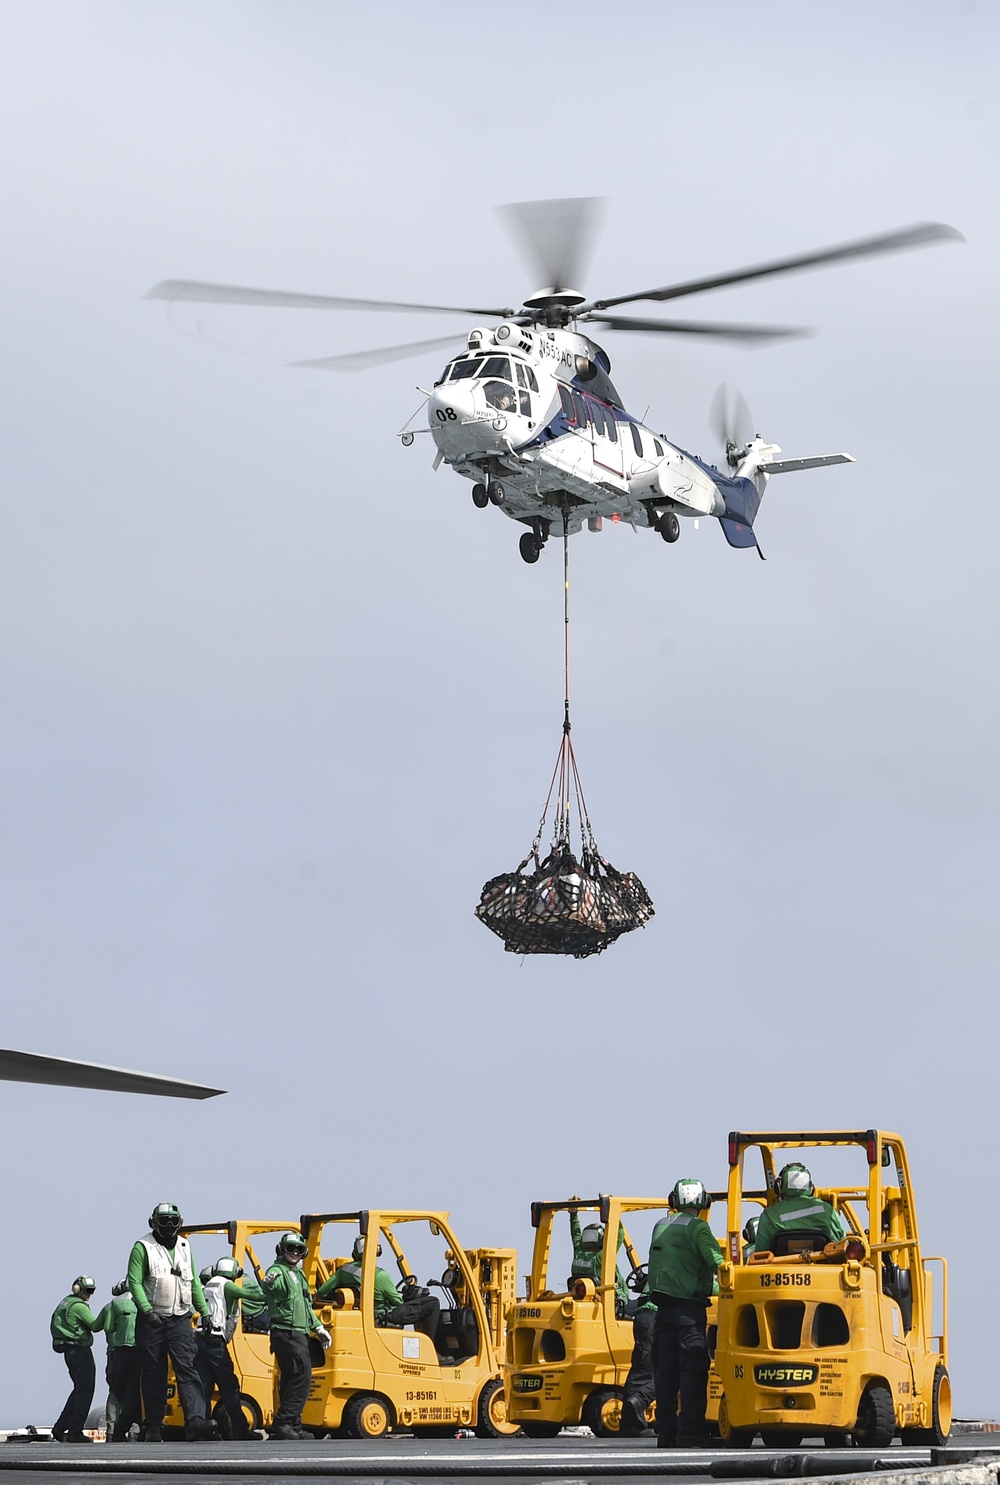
top-left (754, 1164), bottom-right (847, 1256)
top-left (316, 1237), bottom-right (441, 1345)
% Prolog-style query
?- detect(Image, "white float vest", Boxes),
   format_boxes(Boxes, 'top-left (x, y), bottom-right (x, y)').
top-left (138, 1234), bottom-right (195, 1316)
top-left (203, 1276), bottom-right (238, 1341)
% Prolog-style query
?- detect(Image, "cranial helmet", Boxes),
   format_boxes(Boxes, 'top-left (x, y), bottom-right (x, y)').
top-left (150, 1202), bottom-right (183, 1243)
top-left (670, 1179), bottom-right (709, 1212)
top-left (776, 1163), bottom-right (815, 1199)
top-left (352, 1235), bottom-right (382, 1261)
top-left (742, 1217), bottom-right (759, 1244)
top-left (72, 1275), bottom-right (96, 1296)
top-left (213, 1256), bottom-right (244, 1280)
top-left (199, 1265), bottom-right (213, 1285)
top-left (579, 1223), bottom-right (604, 1251)
top-left (276, 1231), bottom-right (308, 1261)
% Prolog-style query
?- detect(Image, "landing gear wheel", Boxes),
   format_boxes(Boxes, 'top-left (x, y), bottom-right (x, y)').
top-left (475, 1377), bottom-right (521, 1438)
top-left (582, 1386), bottom-right (623, 1438)
top-left (488, 480), bottom-right (506, 506)
top-left (760, 1430), bottom-right (803, 1447)
top-left (851, 1381), bottom-right (895, 1448)
top-left (658, 511), bottom-right (681, 543)
top-left (519, 532), bottom-right (541, 564)
top-left (344, 1393), bottom-right (392, 1439)
top-left (472, 483), bottom-right (489, 508)
top-left (900, 1365), bottom-right (951, 1445)
top-left (521, 1421), bottom-right (561, 1438)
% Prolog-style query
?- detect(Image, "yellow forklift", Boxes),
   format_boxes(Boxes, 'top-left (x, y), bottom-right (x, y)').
top-left (505, 1195), bottom-right (725, 1437)
top-left (716, 1130), bottom-right (950, 1447)
top-left (299, 1208), bottom-right (519, 1438)
top-left (162, 1219), bottom-right (292, 1435)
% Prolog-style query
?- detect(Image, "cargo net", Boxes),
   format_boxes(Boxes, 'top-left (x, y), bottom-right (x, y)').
top-left (475, 715), bottom-right (654, 959)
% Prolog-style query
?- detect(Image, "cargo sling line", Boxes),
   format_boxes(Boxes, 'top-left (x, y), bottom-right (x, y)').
top-left (474, 520), bottom-right (654, 959)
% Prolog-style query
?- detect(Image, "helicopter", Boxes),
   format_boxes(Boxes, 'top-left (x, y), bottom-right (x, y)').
top-left (146, 200), bottom-right (961, 564)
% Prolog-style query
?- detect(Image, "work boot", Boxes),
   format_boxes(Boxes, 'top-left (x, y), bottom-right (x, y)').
top-left (677, 1434), bottom-right (713, 1449)
top-left (143, 1426), bottom-right (163, 1443)
top-left (186, 1419), bottom-right (219, 1442)
top-left (656, 1435), bottom-right (676, 1448)
top-left (63, 1434), bottom-right (94, 1444)
top-left (50, 1430), bottom-right (66, 1443)
top-left (268, 1424), bottom-right (300, 1441)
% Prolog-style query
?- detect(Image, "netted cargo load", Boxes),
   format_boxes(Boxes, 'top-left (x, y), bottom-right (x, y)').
top-left (477, 846), bottom-right (654, 959)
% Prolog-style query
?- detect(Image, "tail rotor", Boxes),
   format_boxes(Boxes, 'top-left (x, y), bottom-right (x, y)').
top-left (710, 384), bottom-right (755, 470)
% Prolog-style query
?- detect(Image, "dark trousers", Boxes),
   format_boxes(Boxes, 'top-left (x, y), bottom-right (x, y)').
top-left (137, 1312), bottom-right (206, 1430)
top-left (53, 1345), bottom-right (95, 1437)
top-left (270, 1329), bottom-right (312, 1428)
top-left (651, 1299), bottom-right (710, 1445)
top-left (195, 1335), bottom-right (250, 1438)
top-left (622, 1306), bottom-right (655, 1433)
top-left (378, 1294), bottom-right (441, 1344)
top-left (106, 1346), bottom-right (142, 1439)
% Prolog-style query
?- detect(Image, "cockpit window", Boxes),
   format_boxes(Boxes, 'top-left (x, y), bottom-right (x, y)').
top-left (449, 357), bottom-right (484, 381)
top-left (480, 355), bottom-right (512, 380)
top-left (653, 438), bottom-right (664, 457)
top-left (524, 365), bottom-right (539, 393)
top-left (514, 363), bottom-right (527, 388)
top-left (484, 381), bottom-right (517, 413)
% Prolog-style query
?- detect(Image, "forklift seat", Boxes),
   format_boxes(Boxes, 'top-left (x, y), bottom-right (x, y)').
top-left (770, 1230), bottom-right (829, 1257)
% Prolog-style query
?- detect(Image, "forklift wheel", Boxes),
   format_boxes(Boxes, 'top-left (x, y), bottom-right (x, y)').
top-left (344, 1393), bottom-right (392, 1439)
top-left (900, 1365), bottom-right (951, 1446)
top-left (760, 1430), bottom-right (803, 1447)
top-left (851, 1381), bottom-right (895, 1448)
top-left (582, 1387), bottom-right (624, 1438)
top-left (521, 1421), bottom-right (561, 1438)
top-left (475, 1378), bottom-right (521, 1438)
top-left (718, 1395), bottom-right (754, 1447)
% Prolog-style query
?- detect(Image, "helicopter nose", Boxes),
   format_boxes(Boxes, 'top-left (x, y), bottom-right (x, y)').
top-left (429, 383), bottom-right (507, 457)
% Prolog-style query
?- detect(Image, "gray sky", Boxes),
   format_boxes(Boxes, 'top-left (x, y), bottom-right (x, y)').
top-left (0, 0), bottom-right (995, 1424)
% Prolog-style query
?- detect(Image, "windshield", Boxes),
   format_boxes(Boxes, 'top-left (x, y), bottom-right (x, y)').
top-left (449, 357), bottom-right (484, 381)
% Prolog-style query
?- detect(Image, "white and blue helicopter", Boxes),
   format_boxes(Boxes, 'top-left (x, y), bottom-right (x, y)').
top-left (147, 199), bottom-right (960, 564)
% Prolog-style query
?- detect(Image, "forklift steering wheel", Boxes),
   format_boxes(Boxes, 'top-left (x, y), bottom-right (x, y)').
top-left (626, 1264), bottom-right (648, 1292)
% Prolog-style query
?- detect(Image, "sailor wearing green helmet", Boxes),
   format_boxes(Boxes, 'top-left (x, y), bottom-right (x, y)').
top-left (647, 1179), bottom-right (723, 1449)
top-left (50, 1275), bottom-right (104, 1443)
top-left (754, 1164), bottom-right (847, 1254)
top-left (262, 1232), bottom-right (331, 1441)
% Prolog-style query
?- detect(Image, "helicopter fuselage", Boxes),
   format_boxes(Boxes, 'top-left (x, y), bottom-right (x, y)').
top-left (425, 323), bottom-right (764, 551)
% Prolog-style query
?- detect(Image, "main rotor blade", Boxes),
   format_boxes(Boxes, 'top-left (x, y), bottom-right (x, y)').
top-left (145, 280), bottom-right (514, 318)
top-left (290, 333), bottom-right (466, 372)
top-left (584, 313), bottom-right (810, 345)
top-left (588, 222), bottom-right (964, 312)
top-left (0, 1048), bottom-right (224, 1099)
top-left (498, 197), bottom-right (604, 292)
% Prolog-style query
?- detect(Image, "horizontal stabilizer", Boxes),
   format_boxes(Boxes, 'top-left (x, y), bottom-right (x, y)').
top-left (759, 453), bottom-right (856, 474)
top-left (719, 516), bottom-right (758, 550)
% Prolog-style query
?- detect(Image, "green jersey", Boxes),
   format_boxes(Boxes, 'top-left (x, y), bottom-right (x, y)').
top-left (238, 1275), bottom-right (267, 1319)
top-left (755, 1197), bottom-right (846, 1254)
top-left (262, 1259), bottom-right (318, 1333)
top-left (569, 1213), bottom-right (629, 1304)
top-left (648, 1213), bottom-right (723, 1303)
top-left (50, 1296), bottom-right (102, 1350)
top-left (95, 1295), bottom-right (137, 1350)
top-left (316, 1262), bottom-right (402, 1320)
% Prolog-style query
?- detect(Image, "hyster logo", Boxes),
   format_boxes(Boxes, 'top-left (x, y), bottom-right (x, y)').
top-left (513, 1375), bottom-right (543, 1393)
top-left (753, 1364), bottom-right (819, 1387)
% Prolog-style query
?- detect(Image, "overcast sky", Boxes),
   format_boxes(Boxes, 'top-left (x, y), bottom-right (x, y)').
top-left (0, 0), bottom-right (995, 1426)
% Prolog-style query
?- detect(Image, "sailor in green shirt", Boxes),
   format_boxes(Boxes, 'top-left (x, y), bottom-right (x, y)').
top-left (316, 1236), bottom-right (440, 1344)
top-left (50, 1275), bottom-right (103, 1443)
top-left (568, 1211), bottom-right (629, 1306)
top-left (95, 1280), bottom-right (140, 1443)
top-left (647, 1179), bottom-right (723, 1449)
top-left (126, 1200), bottom-right (217, 1442)
top-left (754, 1165), bottom-right (847, 1255)
top-left (262, 1231), bottom-right (331, 1440)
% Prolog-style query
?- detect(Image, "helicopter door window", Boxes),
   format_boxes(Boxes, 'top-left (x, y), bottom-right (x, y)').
top-left (514, 363), bottom-right (527, 388)
top-left (588, 399), bottom-right (607, 437)
top-left (630, 423), bottom-right (644, 457)
top-left (449, 357), bottom-right (484, 381)
top-left (518, 389), bottom-right (531, 417)
top-left (524, 365), bottom-right (539, 392)
top-left (480, 355), bottom-right (512, 380)
top-left (571, 391), bottom-right (589, 428)
top-left (653, 438), bottom-right (664, 457)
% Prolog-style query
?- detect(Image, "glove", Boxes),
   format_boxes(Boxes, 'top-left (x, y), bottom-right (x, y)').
top-left (199, 1315), bottom-right (214, 1334)
top-left (313, 1325), bottom-right (331, 1350)
top-left (144, 1311), bottom-right (164, 1329)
